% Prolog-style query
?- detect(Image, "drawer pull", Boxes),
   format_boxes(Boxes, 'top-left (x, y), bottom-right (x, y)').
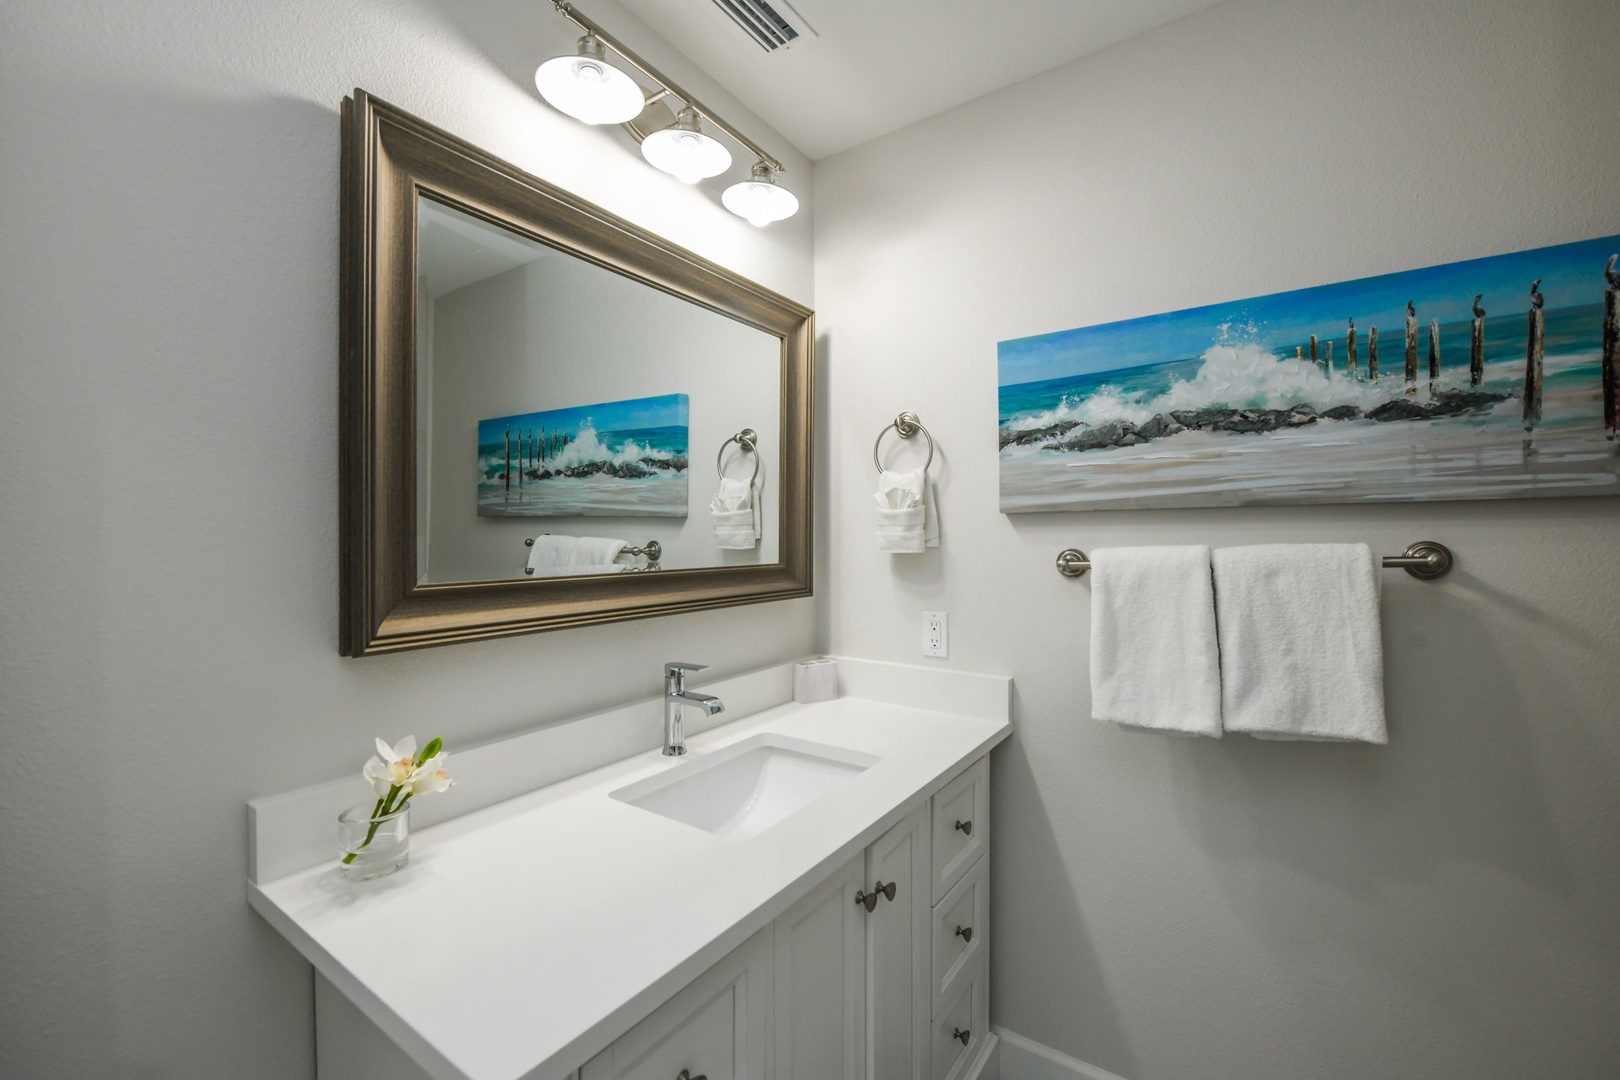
top-left (954, 819), bottom-right (972, 836)
top-left (955, 925), bottom-right (973, 943)
top-left (953, 1027), bottom-right (970, 1046)
top-left (676, 1071), bottom-right (706, 1080)
top-left (855, 880), bottom-right (897, 911)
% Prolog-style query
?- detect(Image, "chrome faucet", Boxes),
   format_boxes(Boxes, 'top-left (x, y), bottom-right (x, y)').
top-left (663, 661), bottom-right (724, 756)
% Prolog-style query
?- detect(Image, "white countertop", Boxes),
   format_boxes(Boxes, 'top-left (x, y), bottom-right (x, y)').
top-left (249, 683), bottom-right (1010, 1080)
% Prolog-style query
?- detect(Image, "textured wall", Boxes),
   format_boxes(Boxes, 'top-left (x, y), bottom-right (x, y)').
top-left (813, 1), bottom-right (1620, 1077)
top-left (0, 1), bottom-right (813, 1076)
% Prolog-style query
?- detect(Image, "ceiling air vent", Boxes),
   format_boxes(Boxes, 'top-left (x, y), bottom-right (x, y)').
top-left (707, 0), bottom-right (817, 53)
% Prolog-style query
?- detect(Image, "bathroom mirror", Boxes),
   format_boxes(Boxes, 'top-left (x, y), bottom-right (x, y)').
top-left (340, 91), bottom-right (813, 655)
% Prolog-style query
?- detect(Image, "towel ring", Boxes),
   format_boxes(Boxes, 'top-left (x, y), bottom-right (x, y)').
top-left (716, 428), bottom-right (760, 486)
top-left (873, 411), bottom-right (934, 474)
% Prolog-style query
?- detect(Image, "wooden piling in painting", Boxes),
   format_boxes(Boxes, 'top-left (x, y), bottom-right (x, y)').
top-left (1310, 335), bottom-right (1319, 367)
top-left (1604, 255), bottom-right (1619, 440)
top-left (1346, 318), bottom-right (1359, 377)
top-left (1470, 295), bottom-right (1486, 387)
top-left (1368, 326), bottom-right (1379, 380)
top-left (1428, 319), bottom-right (1441, 391)
top-left (1404, 301), bottom-right (1419, 396)
top-left (1524, 280), bottom-right (1545, 432)
top-left (1295, 345), bottom-right (1304, 360)
top-left (504, 426), bottom-right (512, 494)
top-left (1324, 340), bottom-right (1333, 374)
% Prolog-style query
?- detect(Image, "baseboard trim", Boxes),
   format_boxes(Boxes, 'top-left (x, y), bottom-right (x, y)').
top-left (965, 1031), bottom-right (1001, 1080)
top-left (992, 1027), bottom-right (1130, 1080)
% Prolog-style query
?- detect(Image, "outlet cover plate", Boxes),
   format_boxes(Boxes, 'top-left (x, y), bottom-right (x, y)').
top-left (922, 611), bottom-right (948, 657)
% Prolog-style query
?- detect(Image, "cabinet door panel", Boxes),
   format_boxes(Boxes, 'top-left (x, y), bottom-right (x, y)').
top-left (775, 852), bottom-right (866, 1080)
top-left (930, 758), bottom-right (988, 903)
top-left (867, 804), bottom-right (931, 1080)
top-left (930, 854), bottom-right (987, 1016)
top-left (582, 927), bottom-right (771, 1080)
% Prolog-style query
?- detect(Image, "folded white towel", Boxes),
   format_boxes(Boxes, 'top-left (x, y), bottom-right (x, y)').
top-left (1089, 546), bottom-right (1222, 737)
top-left (525, 534), bottom-right (627, 577)
top-left (874, 469), bottom-right (939, 553)
top-left (711, 477), bottom-right (760, 549)
top-left (1212, 543), bottom-right (1387, 743)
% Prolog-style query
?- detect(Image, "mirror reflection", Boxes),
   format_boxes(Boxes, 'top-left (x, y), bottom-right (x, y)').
top-left (415, 196), bottom-right (781, 583)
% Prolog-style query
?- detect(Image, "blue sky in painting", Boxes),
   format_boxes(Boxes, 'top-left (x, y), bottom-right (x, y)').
top-left (479, 393), bottom-right (688, 441)
top-left (998, 234), bottom-right (1620, 387)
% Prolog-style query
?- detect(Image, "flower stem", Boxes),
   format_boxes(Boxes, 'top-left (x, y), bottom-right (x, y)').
top-left (342, 785), bottom-right (412, 864)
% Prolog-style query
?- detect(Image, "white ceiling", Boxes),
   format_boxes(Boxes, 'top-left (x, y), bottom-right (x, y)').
top-left (617, 0), bottom-right (1228, 160)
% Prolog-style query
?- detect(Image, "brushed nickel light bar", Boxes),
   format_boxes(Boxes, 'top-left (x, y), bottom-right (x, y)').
top-left (545, 0), bottom-right (786, 174)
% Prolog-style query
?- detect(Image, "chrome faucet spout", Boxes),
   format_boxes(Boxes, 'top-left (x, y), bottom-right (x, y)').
top-left (662, 661), bottom-right (724, 756)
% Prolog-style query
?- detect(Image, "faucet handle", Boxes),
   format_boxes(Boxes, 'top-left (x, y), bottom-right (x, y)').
top-left (664, 661), bottom-right (709, 676)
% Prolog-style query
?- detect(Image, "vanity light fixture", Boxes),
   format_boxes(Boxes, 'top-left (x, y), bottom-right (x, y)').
top-left (533, 34), bottom-right (644, 125)
top-left (641, 107), bottom-right (732, 184)
top-left (537, 0), bottom-right (798, 224)
top-left (722, 162), bottom-right (800, 227)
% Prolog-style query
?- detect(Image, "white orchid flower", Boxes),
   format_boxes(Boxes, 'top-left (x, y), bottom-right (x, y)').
top-left (410, 751), bottom-right (455, 797)
top-left (362, 735), bottom-right (421, 798)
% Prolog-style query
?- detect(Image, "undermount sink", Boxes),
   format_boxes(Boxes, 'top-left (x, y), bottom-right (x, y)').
top-left (611, 734), bottom-right (881, 840)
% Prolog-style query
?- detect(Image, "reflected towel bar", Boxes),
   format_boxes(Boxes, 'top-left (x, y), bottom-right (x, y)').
top-left (1054, 541), bottom-right (1453, 580)
top-left (525, 537), bottom-right (663, 575)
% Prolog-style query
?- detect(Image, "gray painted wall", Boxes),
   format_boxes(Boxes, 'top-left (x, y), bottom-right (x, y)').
top-left (0, 1), bottom-right (814, 1076)
top-left (814, 1), bottom-right (1620, 1077)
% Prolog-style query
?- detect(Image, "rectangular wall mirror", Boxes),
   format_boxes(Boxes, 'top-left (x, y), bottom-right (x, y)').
top-left (341, 91), bottom-right (813, 655)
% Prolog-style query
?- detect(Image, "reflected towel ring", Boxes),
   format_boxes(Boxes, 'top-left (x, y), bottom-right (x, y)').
top-left (873, 411), bottom-right (934, 474)
top-left (716, 427), bottom-right (760, 485)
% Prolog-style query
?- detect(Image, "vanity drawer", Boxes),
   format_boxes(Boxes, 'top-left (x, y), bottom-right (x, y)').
top-left (581, 926), bottom-right (772, 1080)
top-left (930, 756), bottom-right (988, 902)
top-left (929, 957), bottom-right (988, 1080)
top-left (930, 854), bottom-right (987, 1015)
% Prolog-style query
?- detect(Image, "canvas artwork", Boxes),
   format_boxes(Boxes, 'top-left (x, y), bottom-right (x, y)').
top-left (998, 235), bottom-right (1620, 512)
top-left (478, 393), bottom-right (689, 517)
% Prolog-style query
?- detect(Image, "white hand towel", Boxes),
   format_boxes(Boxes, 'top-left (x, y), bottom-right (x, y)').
top-left (1212, 543), bottom-right (1387, 743)
top-left (525, 534), bottom-right (627, 577)
top-left (711, 477), bottom-right (760, 549)
top-left (1089, 546), bottom-right (1222, 737)
top-left (874, 469), bottom-right (939, 553)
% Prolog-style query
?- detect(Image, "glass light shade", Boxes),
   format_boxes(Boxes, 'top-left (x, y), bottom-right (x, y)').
top-left (723, 164), bottom-right (800, 227)
top-left (641, 109), bottom-right (732, 185)
top-left (535, 36), bottom-right (644, 126)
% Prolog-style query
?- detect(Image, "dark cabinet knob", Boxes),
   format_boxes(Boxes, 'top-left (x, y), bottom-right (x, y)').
top-left (953, 1027), bottom-right (970, 1045)
top-left (955, 925), bottom-right (973, 943)
top-left (955, 819), bottom-right (972, 836)
top-left (855, 881), bottom-right (897, 912)
top-left (676, 1071), bottom-right (706, 1080)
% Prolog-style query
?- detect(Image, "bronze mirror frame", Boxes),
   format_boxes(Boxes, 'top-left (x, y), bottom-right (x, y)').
top-left (339, 90), bottom-right (813, 656)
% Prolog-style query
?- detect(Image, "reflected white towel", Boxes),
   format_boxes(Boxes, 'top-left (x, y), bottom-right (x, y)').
top-left (711, 477), bottom-right (760, 549)
top-left (874, 469), bottom-right (939, 553)
top-left (1212, 543), bottom-right (1387, 743)
top-left (1089, 546), bottom-right (1222, 737)
top-left (525, 534), bottom-right (627, 577)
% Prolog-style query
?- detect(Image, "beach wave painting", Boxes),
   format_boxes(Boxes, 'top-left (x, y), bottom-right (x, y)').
top-left (998, 234), bottom-right (1620, 512)
top-left (478, 393), bottom-right (689, 517)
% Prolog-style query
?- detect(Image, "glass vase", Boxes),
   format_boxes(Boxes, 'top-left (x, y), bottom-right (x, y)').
top-left (338, 803), bottom-right (410, 881)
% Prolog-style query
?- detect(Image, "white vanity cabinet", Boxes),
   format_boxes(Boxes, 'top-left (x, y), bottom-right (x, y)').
top-left (263, 675), bottom-right (1013, 1080)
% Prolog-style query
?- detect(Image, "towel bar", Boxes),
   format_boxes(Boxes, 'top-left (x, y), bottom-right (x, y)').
top-left (524, 536), bottom-right (662, 575)
top-left (1054, 541), bottom-right (1453, 580)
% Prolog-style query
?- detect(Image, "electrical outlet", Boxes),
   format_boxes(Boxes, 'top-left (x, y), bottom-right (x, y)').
top-left (922, 611), bottom-right (948, 658)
